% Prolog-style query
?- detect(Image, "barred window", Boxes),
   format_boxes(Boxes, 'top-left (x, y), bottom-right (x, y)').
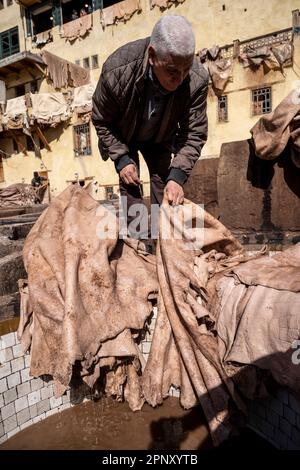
top-left (73, 123), bottom-right (91, 156)
top-left (83, 57), bottom-right (90, 69)
top-left (105, 186), bottom-right (113, 200)
top-left (252, 87), bottom-right (272, 116)
top-left (218, 95), bottom-right (228, 122)
top-left (91, 54), bottom-right (99, 69)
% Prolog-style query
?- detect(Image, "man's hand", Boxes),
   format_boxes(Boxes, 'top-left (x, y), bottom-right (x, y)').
top-left (164, 180), bottom-right (184, 205)
top-left (120, 164), bottom-right (140, 186)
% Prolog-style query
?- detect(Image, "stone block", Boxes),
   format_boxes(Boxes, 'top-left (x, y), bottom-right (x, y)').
top-left (17, 381), bottom-right (31, 397)
top-left (30, 377), bottom-right (44, 392)
top-left (3, 387), bottom-right (17, 405)
top-left (21, 368), bottom-right (31, 382)
top-left (28, 390), bottom-right (41, 406)
top-left (0, 362), bottom-right (11, 380)
top-left (20, 419), bottom-right (33, 431)
top-left (218, 140), bottom-right (300, 232)
top-left (3, 414), bottom-right (17, 434)
top-left (0, 252), bottom-right (27, 296)
top-left (15, 395), bottom-right (29, 413)
top-left (50, 396), bottom-right (62, 409)
top-left (1, 332), bottom-right (16, 349)
top-left (37, 398), bottom-right (50, 415)
top-left (0, 377), bottom-right (8, 393)
top-left (12, 344), bottom-right (23, 358)
top-left (29, 404), bottom-right (38, 419)
top-left (7, 426), bottom-right (20, 439)
top-left (1, 402), bottom-right (15, 420)
top-left (16, 408), bottom-right (30, 426)
top-left (11, 357), bottom-right (24, 373)
top-left (0, 347), bottom-right (13, 364)
top-left (7, 371), bottom-right (21, 389)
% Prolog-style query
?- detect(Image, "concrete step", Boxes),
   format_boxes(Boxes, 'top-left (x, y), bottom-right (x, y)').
top-left (0, 291), bottom-right (20, 322)
top-left (0, 237), bottom-right (23, 258)
top-left (0, 251), bottom-right (26, 296)
top-left (0, 222), bottom-right (35, 240)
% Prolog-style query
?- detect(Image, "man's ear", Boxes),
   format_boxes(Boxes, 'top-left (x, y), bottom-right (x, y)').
top-left (148, 45), bottom-right (156, 66)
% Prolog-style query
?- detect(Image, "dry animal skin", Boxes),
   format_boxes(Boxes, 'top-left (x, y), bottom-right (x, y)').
top-left (19, 185), bottom-right (300, 446)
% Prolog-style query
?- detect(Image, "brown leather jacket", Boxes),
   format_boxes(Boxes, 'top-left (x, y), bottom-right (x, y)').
top-left (92, 37), bottom-right (209, 183)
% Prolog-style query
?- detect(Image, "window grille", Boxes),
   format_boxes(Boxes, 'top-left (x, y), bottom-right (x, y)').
top-left (251, 87), bottom-right (272, 116)
top-left (91, 54), bottom-right (99, 69)
top-left (73, 123), bottom-right (91, 156)
top-left (83, 57), bottom-right (90, 69)
top-left (218, 95), bottom-right (228, 122)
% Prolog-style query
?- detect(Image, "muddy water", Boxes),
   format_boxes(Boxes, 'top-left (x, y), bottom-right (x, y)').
top-left (0, 397), bottom-right (212, 450)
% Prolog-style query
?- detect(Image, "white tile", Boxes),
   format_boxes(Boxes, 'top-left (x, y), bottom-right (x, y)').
top-left (20, 419), bottom-right (33, 431)
top-left (33, 413), bottom-right (45, 424)
top-left (7, 426), bottom-right (20, 439)
top-left (28, 390), bottom-right (41, 406)
top-left (0, 347), bottom-right (13, 364)
top-left (3, 387), bottom-right (17, 405)
top-left (0, 363), bottom-right (11, 380)
top-left (15, 396), bottom-right (29, 413)
top-left (46, 408), bottom-right (58, 417)
top-left (7, 372), bottom-right (21, 389)
top-left (0, 435), bottom-right (7, 445)
top-left (12, 344), bottom-right (23, 359)
top-left (17, 381), bottom-right (31, 398)
top-left (0, 377), bottom-right (8, 393)
top-left (1, 333), bottom-right (16, 349)
top-left (50, 396), bottom-right (62, 409)
top-left (24, 355), bottom-right (30, 368)
top-left (21, 368), bottom-right (31, 382)
top-left (11, 357), bottom-right (24, 373)
top-left (3, 415), bottom-right (17, 434)
top-left (1, 402), bottom-right (15, 420)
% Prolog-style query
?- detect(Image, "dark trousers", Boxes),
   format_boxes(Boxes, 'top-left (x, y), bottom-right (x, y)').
top-left (119, 143), bottom-right (172, 238)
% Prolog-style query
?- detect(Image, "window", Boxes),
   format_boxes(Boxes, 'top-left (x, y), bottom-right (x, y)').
top-left (61, 0), bottom-right (93, 24)
top-left (0, 157), bottom-right (4, 183)
top-left (0, 27), bottom-right (19, 59)
top-left (218, 95), bottom-right (228, 122)
top-left (31, 3), bottom-right (54, 35)
top-left (91, 54), bottom-right (99, 69)
top-left (73, 123), bottom-right (91, 156)
top-left (30, 80), bottom-right (38, 94)
top-left (0, 1), bottom-right (3, 10)
top-left (7, 0), bottom-right (13, 6)
top-left (15, 84), bottom-right (25, 97)
top-left (26, 135), bottom-right (35, 152)
top-left (251, 87), bottom-right (272, 116)
top-left (105, 186), bottom-right (113, 200)
top-left (75, 59), bottom-right (80, 66)
top-left (83, 57), bottom-right (90, 69)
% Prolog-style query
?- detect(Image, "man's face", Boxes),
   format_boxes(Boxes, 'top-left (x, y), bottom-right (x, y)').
top-left (148, 46), bottom-right (193, 92)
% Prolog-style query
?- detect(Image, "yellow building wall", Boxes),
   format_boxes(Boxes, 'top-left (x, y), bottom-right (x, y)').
top-left (0, 0), bottom-right (299, 195)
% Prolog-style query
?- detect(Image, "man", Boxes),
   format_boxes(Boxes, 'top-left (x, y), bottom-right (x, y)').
top-left (92, 15), bottom-right (208, 226)
top-left (31, 171), bottom-right (46, 188)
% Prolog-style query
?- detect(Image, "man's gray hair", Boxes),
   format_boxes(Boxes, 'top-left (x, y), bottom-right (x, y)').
top-left (150, 15), bottom-right (195, 58)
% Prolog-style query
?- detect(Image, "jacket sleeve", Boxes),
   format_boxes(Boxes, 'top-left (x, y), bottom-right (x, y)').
top-left (91, 70), bottom-right (131, 166)
top-left (167, 75), bottom-right (209, 186)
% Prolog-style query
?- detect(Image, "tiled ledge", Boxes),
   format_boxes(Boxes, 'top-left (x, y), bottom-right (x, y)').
top-left (0, 331), bottom-right (72, 443)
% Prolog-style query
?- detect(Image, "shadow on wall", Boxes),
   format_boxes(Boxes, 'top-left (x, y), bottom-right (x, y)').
top-left (148, 347), bottom-right (300, 450)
